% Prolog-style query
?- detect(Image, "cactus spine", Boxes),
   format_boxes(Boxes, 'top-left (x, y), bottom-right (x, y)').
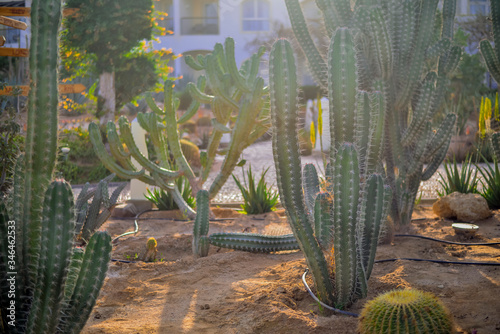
top-left (286, 0), bottom-right (461, 228)
top-left (90, 37), bottom-right (270, 219)
top-left (358, 289), bottom-right (453, 334)
top-left (0, 1), bottom-right (112, 332)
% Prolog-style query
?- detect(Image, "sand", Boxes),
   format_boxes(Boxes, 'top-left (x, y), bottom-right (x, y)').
top-left (82, 206), bottom-right (500, 334)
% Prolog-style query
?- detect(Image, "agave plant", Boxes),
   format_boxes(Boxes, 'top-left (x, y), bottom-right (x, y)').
top-left (437, 154), bottom-right (479, 197)
top-left (232, 165), bottom-right (279, 214)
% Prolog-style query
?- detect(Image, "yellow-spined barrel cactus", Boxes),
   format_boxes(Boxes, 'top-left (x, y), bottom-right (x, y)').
top-left (358, 289), bottom-right (453, 334)
top-left (142, 237), bottom-right (158, 262)
top-left (180, 139), bottom-right (201, 169)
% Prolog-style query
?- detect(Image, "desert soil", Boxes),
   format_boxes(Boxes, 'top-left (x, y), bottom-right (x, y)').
top-left (82, 206), bottom-right (500, 334)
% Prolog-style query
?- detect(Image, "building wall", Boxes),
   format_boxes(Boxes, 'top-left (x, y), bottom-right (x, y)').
top-left (155, 0), bottom-right (291, 79)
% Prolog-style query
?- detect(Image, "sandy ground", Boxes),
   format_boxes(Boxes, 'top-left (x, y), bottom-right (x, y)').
top-left (80, 206), bottom-right (500, 334)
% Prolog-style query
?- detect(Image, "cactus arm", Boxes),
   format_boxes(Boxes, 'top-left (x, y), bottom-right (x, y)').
top-left (332, 143), bottom-right (360, 308)
top-left (357, 174), bottom-right (391, 284)
top-left (438, 46), bottom-right (462, 76)
top-left (193, 190), bottom-right (210, 257)
top-left (225, 38), bottom-right (251, 93)
top-left (425, 38), bottom-right (451, 61)
top-left (118, 117), bottom-right (182, 180)
top-left (313, 192), bottom-right (333, 249)
top-left (26, 181), bottom-right (76, 334)
top-left (185, 54), bottom-right (205, 71)
top-left (110, 182), bottom-right (127, 204)
top-left (401, 79), bottom-right (435, 147)
top-left (303, 163), bottom-right (320, 215)
top-left (80, 181), bottom-right (103, 241)
top-left (60, 231), bottom-right (112, 334)
top-left (367, 7), bottom-right (392, 80)
top-left (187, 81), bottom-right (214, 105)
top-left (424, 113), bottom-right (456, 159)
top-left (209, 78), bottom-right (265, 199)
top-left (145, 93), bottom-right (164, 116)
top-left (491, 132), bottom-right (500, 161)
top-left (421, 132), bottom-right (455, 183)
top-left (329, 28), bottom-right (358, 148)
top-left (89, 122), bottom-right (147, 180)
top-left (63, 247), bottom-right (84, 300)
top-left (365, 91), bottom-right (386, 174)
top-left (104, 122), bottom-right (141, 171)
top-left (270, 39), bottom-right (335, 306)
top-left (209, 233), bottom-right (299, 253)
top-left (285, 0), bottom-right (328, 89)
top-left (163, 80), bottom-right (198, 189)
top-left (396, 0), bottom-right (439, 110)
top-left (441, 0), bottom-right (456, 40)
top-left (480, 40), bottom-right (500, 84)
top-left (407, 123), bottom-right (431, 177)
top-left (315, 0), bottom-right (341, 35)
top-left (178, 76), bottom-right (207, 124)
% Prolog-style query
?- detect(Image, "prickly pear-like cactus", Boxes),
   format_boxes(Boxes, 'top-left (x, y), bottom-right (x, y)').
top-left (358, 289), bottom-right (453, 334)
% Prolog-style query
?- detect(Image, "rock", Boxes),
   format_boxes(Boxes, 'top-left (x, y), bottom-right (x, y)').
top-left (112, 203), bottom-right (137, 218)
top-left (432, 192), bottom-right (491, 222)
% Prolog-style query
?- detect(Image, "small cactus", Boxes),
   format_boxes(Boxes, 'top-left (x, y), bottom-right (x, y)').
top-left (358, 289), bottom-right (453, 334)
top-left (142, 237), bottom-right (158, 262)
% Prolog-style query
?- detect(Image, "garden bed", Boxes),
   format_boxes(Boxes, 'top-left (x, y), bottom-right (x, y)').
top-left (82, 207), bottom-right (500, 334)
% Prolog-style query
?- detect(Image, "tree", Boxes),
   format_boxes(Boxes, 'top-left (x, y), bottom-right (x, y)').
top-left (62, 0), bottom-right (163, 122)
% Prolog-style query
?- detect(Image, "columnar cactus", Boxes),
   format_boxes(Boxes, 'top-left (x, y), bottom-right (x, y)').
top-left (286, 0), bottom-right (461, 227)
top-left (0, 1), bottom-right (112, 332)
top-left (89, 37), bottom-right (270, 218)
top-left (75, 173), bottom-right (125, 242)
top-left (269, 35), bottom-right (392, 309)
top-left (358, 289), bottom-right (453, 334)
top-left (192, 190), bottom-right (210, 257)
top-left (480, 0), bottom-right (500, 84)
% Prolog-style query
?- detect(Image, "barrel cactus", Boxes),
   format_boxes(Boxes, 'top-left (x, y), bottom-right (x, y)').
top-left (142, 237), bottom-right (158, 262)
top-left (358, 289), bottom-right (453, 334)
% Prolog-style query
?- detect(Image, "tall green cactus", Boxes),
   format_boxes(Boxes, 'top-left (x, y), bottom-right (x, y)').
top-left (286, 0), bottom-right (460, 227)
top-left (0, 1), bottom-right (112, 332)
top-left (89, 37), bottom-right (270, 218)
top-left (268, 36), bottom-right (392, 309)
top-left (480, 0), bottom-right (500, 84)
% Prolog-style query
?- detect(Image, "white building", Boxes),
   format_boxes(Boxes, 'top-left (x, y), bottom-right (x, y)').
top-left (153, 0), bottom-right (293, 81)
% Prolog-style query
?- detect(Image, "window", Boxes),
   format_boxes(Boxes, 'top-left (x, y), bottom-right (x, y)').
top-left (242, 0), bottom-right (269, 32)
top-left (469, 0), bottom-right (489, 15)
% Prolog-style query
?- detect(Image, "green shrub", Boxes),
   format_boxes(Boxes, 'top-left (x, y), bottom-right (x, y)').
top-left (232, 165), bottom-right (279, 215)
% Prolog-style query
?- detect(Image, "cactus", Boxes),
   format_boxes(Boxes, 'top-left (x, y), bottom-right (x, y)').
top-left (286, 0), bottom-right (460, 228)
top-left (268, 32), bottom-right (392, 309)
top-left (480, 0), bottom-right (500, 84)
top-left (358, 289), bottom-right (453, 334)
top-left (0, 1), bottom-right (112, 332)
top-left (192, 190), bottom-right (210, 257)
top-left (89, 37), bottom-right (270, 220)
top-left (141, 237), bottom-right (158, 262)
top-left (75, 173), bottom-right (125, 242)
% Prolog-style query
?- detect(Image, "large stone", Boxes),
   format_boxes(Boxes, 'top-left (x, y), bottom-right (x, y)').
top-left (432, 192), bottom-right (492, 222)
